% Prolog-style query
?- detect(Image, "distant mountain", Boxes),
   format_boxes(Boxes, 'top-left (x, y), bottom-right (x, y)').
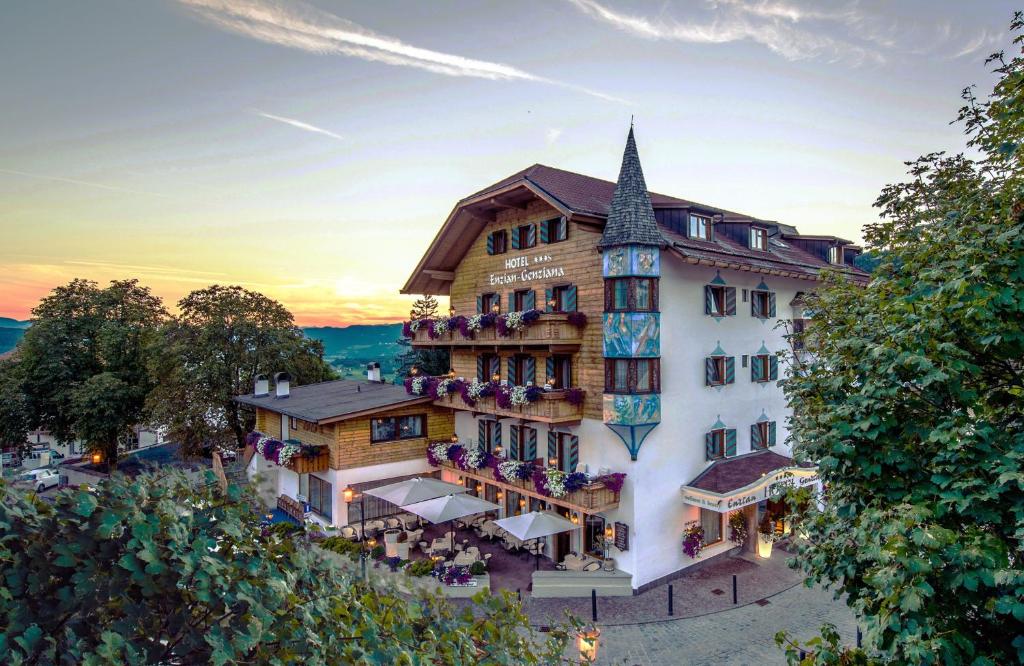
top-left (0, 318), bottom-right (30, 329)
top-left (0, 328), bottom-right (25, 355)
top-left (302, 323), bottom-right (404, 361)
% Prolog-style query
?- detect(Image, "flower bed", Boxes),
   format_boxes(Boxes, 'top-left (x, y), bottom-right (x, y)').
top-left (245, 431), bottom-right (321, 468)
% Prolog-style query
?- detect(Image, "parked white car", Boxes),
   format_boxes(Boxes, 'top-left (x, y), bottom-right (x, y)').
top-left (19, 468), bottom-right (60, 493)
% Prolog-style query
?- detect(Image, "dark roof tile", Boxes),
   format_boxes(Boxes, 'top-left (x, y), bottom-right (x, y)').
top-left (234, 379), bottom-right (431, 424)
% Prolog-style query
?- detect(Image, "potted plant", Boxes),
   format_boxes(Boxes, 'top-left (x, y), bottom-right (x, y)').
top-left (682, 523), bottom-right (705, 559)
top-left (757, 515), bottom-right (780, 559)
top-left (728, 512), bottom-right (749, 547)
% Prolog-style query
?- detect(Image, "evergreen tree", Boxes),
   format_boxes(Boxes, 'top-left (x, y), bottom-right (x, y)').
top-left (395, 295), bottom-right (450, 378)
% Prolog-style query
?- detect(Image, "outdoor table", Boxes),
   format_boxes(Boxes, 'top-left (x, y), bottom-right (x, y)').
top-left (398, 513), bottom-right (420, 529)
top-left (429, 537), bottom-right (451, 556)
top-left (453, 551), bottom-right (478, 567)
top-left (479, 521), bottom-right (500, 539)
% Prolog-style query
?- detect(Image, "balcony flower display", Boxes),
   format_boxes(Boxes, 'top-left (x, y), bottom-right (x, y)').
top-left (460, 379), bottom-right (495, 406)
top-left (495, 384), bottom-right (543, 409)
top-left (532, 467), bottom-right (589, 499)
top-left (565, 387), bottom-right (585, 406)
top-left (494, 459), bottom-right (532, 483)
top-left (427, 441), bottom-right (458, 466)
top-left (452, 445), bottom-right (489, 471)
top-left (496, 309), bottom-right (542, 337)
top-left (600, 472), bottom-right (626, 494)
top-left (431, 377), bottom-right (460, 400)
top-left (246, 431), bottom-right (319, 467)
top-left (406, 375), bottom-right (430, 396)
top-left (427, 317), bottom-right (450, 339)
top-left (567, 311), bottom-right (588, 328)
top-left (682, 523), bottom-right (705, 559)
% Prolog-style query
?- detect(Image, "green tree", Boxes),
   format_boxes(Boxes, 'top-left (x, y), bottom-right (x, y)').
top-left (148, 285), bottom-right (336, 455)
top-left (782, 18), bottom-right (1024, 665)
top-left (18, 279), bottom-right (167, 469)
top-left (0, 472), bottom-right (573, 664)
top-left (0, 358), bottom-right (30, 454)
top-left (395, 295), bottom-right (449, 378)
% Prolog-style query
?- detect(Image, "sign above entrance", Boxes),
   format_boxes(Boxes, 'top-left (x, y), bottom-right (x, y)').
top-left (488, 253), bottom-right (566, 286)
top-left (680, 466), bottom-right (819, 514)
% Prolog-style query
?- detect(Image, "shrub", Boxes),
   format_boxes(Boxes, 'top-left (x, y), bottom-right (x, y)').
top-left (469, 561), bottom-right (486, 576)
top-left (406, 559), bottom-right (435, 577)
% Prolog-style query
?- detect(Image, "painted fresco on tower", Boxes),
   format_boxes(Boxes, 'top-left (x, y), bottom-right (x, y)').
top-left (602, 245), bottom-right (660, 277)
top-left (603, 313), bottom-right (660, 357)
top-left (603, 394), bottom-right (661, 425)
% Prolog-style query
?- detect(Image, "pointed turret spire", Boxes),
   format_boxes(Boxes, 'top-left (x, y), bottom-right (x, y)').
top-left (598, 126), bottom-right (664, 248)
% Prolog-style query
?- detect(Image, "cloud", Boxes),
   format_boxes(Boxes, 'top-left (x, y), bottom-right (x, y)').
top-left (567, 0), bottom-right (1002, 65)
top-left (178, 0), bottom-right (625, 103)
top-left (253, 110), bottom-right (344, 141)
top-left (546, 128), bottom-right (563, 145)
top-left (0, 168), bottom-right (174, 199)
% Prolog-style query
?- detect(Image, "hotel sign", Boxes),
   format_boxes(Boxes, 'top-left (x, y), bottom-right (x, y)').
top-left (680, 466), bottom-right (819, 514)
top-left (489, 253), bottom-right (566, 286)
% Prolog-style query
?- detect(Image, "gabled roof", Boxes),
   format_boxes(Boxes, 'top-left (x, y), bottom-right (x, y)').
top-left (598, 127), bottom-right (664, 248)
top-left (233, 379), bottom-right (433, 425)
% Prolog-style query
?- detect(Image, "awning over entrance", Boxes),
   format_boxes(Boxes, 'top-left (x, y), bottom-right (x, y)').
top-left (681, 450), bottom-right (818, 513)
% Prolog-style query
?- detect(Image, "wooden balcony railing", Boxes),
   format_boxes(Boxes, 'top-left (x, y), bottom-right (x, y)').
top-left (410, 313), bottom-right (583, 349)
top-left (437, 389), bottom-right (584, 425)
top-left (286, 447), bottom-right (330, 474)
top-left (438, 460), bottom-right (620, 514)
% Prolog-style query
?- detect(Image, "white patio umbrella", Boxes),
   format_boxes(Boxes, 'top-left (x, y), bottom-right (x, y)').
top-left (495, 510), bottom-right (580, 569)
top-left (402, 493), bottom-right (500, 554)
top-left (363, 476), bottom-right (467, 506)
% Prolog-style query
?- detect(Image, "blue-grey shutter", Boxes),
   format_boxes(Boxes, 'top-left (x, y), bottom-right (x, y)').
top-left (725, 429), bottom-right (737, 457)
top-left (476, 356), bottom-right (485, 381)
top-left (567, 435), bottom-right (579, 472)
top-left (507, 357), bottom-right (517, 385)
top-left (545, 356), bottom-right (555, 384)
top-left (509, 426), bottom-right (520, 460)
top-left (751, 356), bottom-right (763, 382)
top-left (544, 288), bottom-right (554, 312)
top-left (524, 290), bottom-right (536, 310)
top-left (508, 291), bottom-right (515, 310)
top-left (489, 356), bottom-right (500, 380)
top-left (547, 431), bottom-right (557, 464)
top-left (725, 357), bottom-right (735, 384)
top-left (478, 419), bottom-right (486, 448)
top-left (525, 428), bottom-right (537, 461)
top-left (768, 293), bottom-right (777, 318)
top-left (751, 296), bottom-right (758, 318)
top-left (769, 355), bottom-right (779, 381)
top-left (527, 224), bottom-right (536, 246)
top-left (476, 296), bottom-right (482, 314)
top-left (539, 219), bottom-right (549, 243)
top-left (524, 356), bottom-right (536, 385)
top-left (704, 286), bottom-right (714, 315)
top-left (751, 423), bottom-right (763, 449)
top-left (511, 228), bottom-right (520, 250)
top-left (566, 285), bottom-right (577, 312)
top-left (725, 287), bottom-right (736, 316)
top-left (705, 432), bottom-right (717, 460)
top-left (558, 217), bottom-right (567, 241)
top-left (705, 357), bottom-right (716, 386)
top-left (486, 233), bottom-right (495, 255)
top-left (768, 422), bottom-right (777, 447)
top-left (494, 422), bottom-right (502, 448)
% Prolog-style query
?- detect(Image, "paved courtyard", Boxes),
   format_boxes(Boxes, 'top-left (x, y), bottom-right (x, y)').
top-left (581, 584), bottom-right (856, 665)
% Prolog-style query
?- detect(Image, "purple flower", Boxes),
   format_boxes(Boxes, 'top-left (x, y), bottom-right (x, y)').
top-left (495, 387), bottom-right (513, 410)
top-left (600, 472), bottom-right (626, 494)
top-left (402, 321), bottom-right (414, 338)
top-left (522, 308), bottom-right (542, 324)
top-left (531, 467), bottom-right (550, 496)
top-left (567, 311), bottom-right (588, 328)
top-left (564, 472), bottom-right (589, 493)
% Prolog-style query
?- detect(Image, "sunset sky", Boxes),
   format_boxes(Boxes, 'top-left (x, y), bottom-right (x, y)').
top-left (0, 0), bottom-right (1015, 326)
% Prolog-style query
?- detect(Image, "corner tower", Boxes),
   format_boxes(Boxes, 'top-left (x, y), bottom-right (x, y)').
top-left (599, 126), bottom-right (663, 461)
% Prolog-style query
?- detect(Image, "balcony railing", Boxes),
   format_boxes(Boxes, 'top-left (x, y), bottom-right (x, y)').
top-left (409, 313), bottom-right (583, 348)
top-left (438, 459), bottom-right (620, 513)
top-left (438, 388), bottom-right (584, 425)
top-left (286, 447), bottom-right (330, 474)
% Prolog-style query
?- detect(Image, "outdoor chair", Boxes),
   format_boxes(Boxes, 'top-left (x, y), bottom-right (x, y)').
top-left (340, 526), bottom-right (358, 541)
top-left (581, 561), bottom-right (602, 572)
top-left (405, 528), bottom-right (423, 544)
top-left (418, 541), bottom-right (429, 553)
top-left (482, 553), bottom-right (493, 569)
top-left (384, 517), bottom-right (401, 529)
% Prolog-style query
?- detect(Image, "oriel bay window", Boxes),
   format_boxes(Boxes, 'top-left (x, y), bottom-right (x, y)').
top-left (750, 353), bottom-right (778, 382)
top-left (511, 223), bottom-right (537, 250)
top-left (604, 358), bottom-right (661, 393)
top-left (547, 430), bottom-right (579, 473)
top-left (540, 216), bottom-right (568, 244)
top-left (546, 284), bottom-right (577, 312)
top-left (509, 424), bottom-right (538, 462)
top-left (704, 355), bottom-right (735, 386)
top-left (751, 289), bottom-right (776, 319)
top-left (308, 475), bottom-right (332, 520)
top-left (486, 229), bottom-right (508, 255)
top-left (371, 414), bottom-right (426, 443)
top-left (703, 284), bottom-right (736, 316)
top-left (705, 427), bottom-right (737, 460)
top-left (751, 421), bottom-right (777, 449)
top-left (605, 277), bottom-right (659, 312)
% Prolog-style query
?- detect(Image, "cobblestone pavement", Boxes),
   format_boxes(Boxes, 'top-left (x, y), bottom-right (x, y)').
top-left (580, 584), bottom-right (856, 666)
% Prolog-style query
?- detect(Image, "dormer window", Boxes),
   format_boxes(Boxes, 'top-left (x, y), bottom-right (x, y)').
top-left (829, 245), bottom-right (843, 264)
top-left (688, 214), bottom-right (711, 241)
top-left (750, 227), bottom-right (767, 251)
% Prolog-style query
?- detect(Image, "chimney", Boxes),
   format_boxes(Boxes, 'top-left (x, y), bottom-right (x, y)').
top-left (366, 362), bottom-right (382, 383)
top-left (254, 374), bottom-right (269, 397)
top-left (274, 372), bottom-right (291, 399)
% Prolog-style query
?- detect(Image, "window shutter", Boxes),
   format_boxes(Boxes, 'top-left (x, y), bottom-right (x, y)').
top-left (476, 356), bottom-right (485, 381)
top-left (567, 435), bottom-right (579, 472)
top-left (486, 233), bottom-right (495, 255)
top-left (539, 220), bottom-right (549, 243)
top-left (558, 217), bottom-right (568, 241)
top-left (566, 285), bottom-right (577, 312)
top-left (545, 356), bottom-right (555, 384)
top-left (544, 288), bottom-right (554, 312)
top-left (507, 357), bottom-right (517, 385)
top-left (704, 286), bottom-right (714, 315)
top-left (524, 356), bottom-right (536, 385)
top-left (489, 356), bottom-right (500, 379)
top-left (725, 287), bottom-right (736, 316)
top-left (705, 357), bottom-right (715, 386)
top-left (751, 356), bottom-right (762, 382)
top-left (751, 423), bottom-right (762, 449)
top-left (705, 432), bottom-right (716, 461)
top-left (509, 426), bottom-right (520, 460)
top-left (494, 422), bottom-right (502, 448)
top-left (527, 224), bottom-right (536, 246)
top-left (651, 358), bottom-right (661, 392)
top-left (725, 357), bottom-right (735, 384)
top-left (524, 290), bottom-right (536, 310)
top-left (651, 279), bottom-right (659, 311)
top-left (507, 291), bottom-right (515, 311)
top-left (511, 229), bottom-right (520, 250)
top-left (768, 293), bottom-right (777, 317)
top-left (525, 428), bottom-right (537, 461)
top-left (478, 419), bottom-right (486, 447)
top-left (604, 360), bottom-right (613, 392)
top-left (768, 422), bottom-right (777, 447)
top-left (547, 431), bottom-right (557, 464)
top-left (476, 296), bottom-right (482, 314)
top-left (495, 293), bottom-right (501, 312)
top-left (769, 355), bottom-right (779, 381)
top-left (725, 429), bottom-right (737, 457)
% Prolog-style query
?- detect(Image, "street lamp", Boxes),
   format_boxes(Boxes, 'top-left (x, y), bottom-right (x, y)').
top-left (577, 626), bottom-right (601, 662)
top-left (91, 452), bottom-right (102, 465)
top-left (344, 485), bottom-right (368, 580)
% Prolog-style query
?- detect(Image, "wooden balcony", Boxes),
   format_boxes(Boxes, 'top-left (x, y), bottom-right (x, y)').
top-left (439, 460), bottom-right (620, 514)
top-left (286, 447), bottom-right (330, 474)
top-left (437, 389), bottom-right (584, 425)
top-left (410, 313), bottom-right (583, 350)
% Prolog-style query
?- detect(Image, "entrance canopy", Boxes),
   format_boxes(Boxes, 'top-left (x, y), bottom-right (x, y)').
top-left (681, 450), bottom-right (818, 513)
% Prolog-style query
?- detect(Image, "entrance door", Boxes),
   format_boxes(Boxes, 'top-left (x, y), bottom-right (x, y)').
top-left (555, 505), bottom-right (572, 561)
